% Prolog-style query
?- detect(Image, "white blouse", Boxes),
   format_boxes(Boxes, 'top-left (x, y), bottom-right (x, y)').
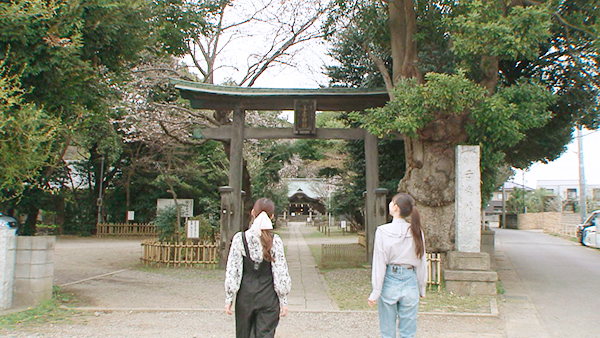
top-left (224, 230), bottom-right (291, 307)
top-left (369, 218), bottom-right (427, 301)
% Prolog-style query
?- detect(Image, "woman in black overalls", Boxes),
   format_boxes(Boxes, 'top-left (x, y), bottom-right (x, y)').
top-left (225, 198), bottom-right (291, 338)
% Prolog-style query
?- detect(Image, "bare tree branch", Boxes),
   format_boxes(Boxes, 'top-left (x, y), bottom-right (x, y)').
top-left (158, 120), bottom-right (207, 146)
top-left (187, 41), bottom-right (208, 78)
top-left (130, 68), bottom-right (192, 81)
top-left (241, 10), bottom-right (326, 87)
top-left (151, 103), bottom-right (220, 125)
top-left (364, 42), bottom-right (394, 96)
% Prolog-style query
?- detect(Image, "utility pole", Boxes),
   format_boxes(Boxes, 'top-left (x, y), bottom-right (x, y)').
top-left (97, 155), bottom-right (105, 225)
top-left (522, 171), bottom-right (526, 214)
top-left (577, 126), bottom-right (587, 222)
top-left (501, 183), bottom-right (506, 229)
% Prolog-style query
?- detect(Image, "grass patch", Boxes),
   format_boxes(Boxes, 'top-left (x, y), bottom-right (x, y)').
top-left (419, 291), bottom-right (492, 313)
top-left (308, 244), bottom-right (322, 266)
top-left (323, 268), bottom-right (494, 313)
top-left (496, 280), bottom-right (505, 295)
top-left (324, 268), bottom-right (372, 310)
top-left (0, 287), bottom-right (79, 329)
top-left (302, 225), bottom-right (356, 239)
top-left (303, 228), bottom-right (329, 238)
top-left (308, 242), bottom-right (366, 270)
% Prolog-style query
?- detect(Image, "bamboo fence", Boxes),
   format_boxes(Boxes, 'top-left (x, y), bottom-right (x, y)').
top-left (140, 240), bottom-right (218, 267)
top-left (357, 231), bottom-right (366, 247)
top-left (96, 223), bottom-right (158, 237)
top-left (322, 244), bottom-right (363, 263)
top-left (427, 252), bottom-right (442, 287)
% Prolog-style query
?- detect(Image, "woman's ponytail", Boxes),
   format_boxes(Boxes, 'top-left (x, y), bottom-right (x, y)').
top-left (261, 230), bottom-right (275, 262)
top-left (393, 193), bottom-right (425, 259)
top-left (410, 206), bottom-right (424, 259)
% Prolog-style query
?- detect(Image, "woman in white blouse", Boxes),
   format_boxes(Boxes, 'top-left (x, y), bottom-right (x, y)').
top-left (224, 198), bottom-right (291, 338)
top-left (368, 193), bottom-right (427, 338)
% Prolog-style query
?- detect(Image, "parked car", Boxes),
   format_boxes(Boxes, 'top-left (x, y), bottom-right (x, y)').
top-left (577, 210), bottom-right (600, 248)
top-left (0, 212), bottom-right (19, 230)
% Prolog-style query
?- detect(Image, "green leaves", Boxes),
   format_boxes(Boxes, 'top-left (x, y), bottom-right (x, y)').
top-left (467, 81), bottom-right (554, 149)
top-left (353, 71), bottom-right (554, 202)
top-left (355, 70), bottom-right (553, 150)
top-left (358, 72), bottom-right (487, 139)
top-left (0, 59), bottom-right (58, 199)
top-left (449, 0), bottom-right (552, 60)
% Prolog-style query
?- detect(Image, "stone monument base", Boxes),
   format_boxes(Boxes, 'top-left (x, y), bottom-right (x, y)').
top-left (443, 251), bottom-right (498, 296)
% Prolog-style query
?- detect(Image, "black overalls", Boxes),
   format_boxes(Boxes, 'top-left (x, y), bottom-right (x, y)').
top-left (235, 232), bottom-right (280, 338)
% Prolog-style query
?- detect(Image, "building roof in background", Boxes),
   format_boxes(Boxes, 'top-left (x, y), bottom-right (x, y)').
top-left (502, 181), bottom-right (535, 191)
top-left (286, 178), bottom-right (331, 200)
top-left (537, 179), bottom-right (600, 187)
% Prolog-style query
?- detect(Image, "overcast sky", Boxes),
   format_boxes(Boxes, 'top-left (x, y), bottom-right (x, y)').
top-left (515, 129), bottom-right (600, 187)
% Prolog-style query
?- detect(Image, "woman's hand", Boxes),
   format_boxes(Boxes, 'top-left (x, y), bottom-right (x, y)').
top-left (367, 298), bottom-right (377, 308)
top-left (225, 303), bottom-right (233, 315)
top-left (280, 305), bottom-right (288, 317)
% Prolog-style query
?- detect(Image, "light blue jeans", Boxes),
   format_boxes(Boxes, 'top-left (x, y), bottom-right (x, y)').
top-left (378, 265), bottom-right (419, 338)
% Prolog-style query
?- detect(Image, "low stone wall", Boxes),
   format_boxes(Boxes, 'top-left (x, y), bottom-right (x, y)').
top-left (481, 227), bottom-right (495, 261)
top-left (518, 212), bottom-right (561, 230)
top-left (13, 236), bottom-right (55, 308)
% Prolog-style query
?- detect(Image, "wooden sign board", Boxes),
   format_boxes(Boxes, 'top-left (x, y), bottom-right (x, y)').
top-left (294, 100), bottom-right (316, 135)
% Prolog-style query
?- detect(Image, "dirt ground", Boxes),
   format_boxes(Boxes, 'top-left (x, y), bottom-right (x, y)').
top-left (0, 230), bottom-right (505, 337)
top-left (52, 236), bottom-right (225, 310)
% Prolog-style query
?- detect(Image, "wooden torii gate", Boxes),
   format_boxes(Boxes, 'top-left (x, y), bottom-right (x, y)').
top-left (173, 79), bottom-right (399, 268)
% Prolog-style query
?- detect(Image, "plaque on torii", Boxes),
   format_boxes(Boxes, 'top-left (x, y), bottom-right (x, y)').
top-left (294, 100), bottom-right (316, 135)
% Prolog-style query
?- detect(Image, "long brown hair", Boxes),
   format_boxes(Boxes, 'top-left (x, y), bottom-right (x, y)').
top-left (392, 193), bottom-right (425, 258)
top-left (252, 198), bottom-right (275, 262)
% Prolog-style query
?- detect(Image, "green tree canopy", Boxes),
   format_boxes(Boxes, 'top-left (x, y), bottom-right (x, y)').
top-left (324, 0), bottom-right (599, 251)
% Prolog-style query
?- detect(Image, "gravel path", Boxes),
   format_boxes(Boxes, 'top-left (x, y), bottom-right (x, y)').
top-left (2, 310), bottom-right (504, 338)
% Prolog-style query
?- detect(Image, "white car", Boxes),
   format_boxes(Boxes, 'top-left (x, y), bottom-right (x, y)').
top-left (0, 212), bottom-right (19, 230)
top-left (578, 210), bottom-right (600, 248)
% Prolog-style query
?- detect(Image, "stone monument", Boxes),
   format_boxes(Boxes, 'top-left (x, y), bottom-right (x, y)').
top-left (444, 145), bottom-right (498, 295)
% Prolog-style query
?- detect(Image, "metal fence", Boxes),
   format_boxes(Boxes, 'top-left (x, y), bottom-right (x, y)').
top-left (544, 223), bottom-right (578, 239)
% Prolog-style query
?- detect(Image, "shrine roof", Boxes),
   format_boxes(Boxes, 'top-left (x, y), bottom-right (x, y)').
top-left (171, 79), bottom-right (390, 111)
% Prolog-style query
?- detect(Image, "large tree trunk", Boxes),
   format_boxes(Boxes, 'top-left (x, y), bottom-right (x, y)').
top-left (400, 114), bottom-right (469, 252)
top-left (389, 0), bottom-right (420, 82)
top-left (54, 195), bottom-right (65, 235)
top-left (389, 0), bottom-right (455, 252)
top-left (399, 138), bottom-right (456, 252)
top-left (23, 206), bottom-right (39, 236)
